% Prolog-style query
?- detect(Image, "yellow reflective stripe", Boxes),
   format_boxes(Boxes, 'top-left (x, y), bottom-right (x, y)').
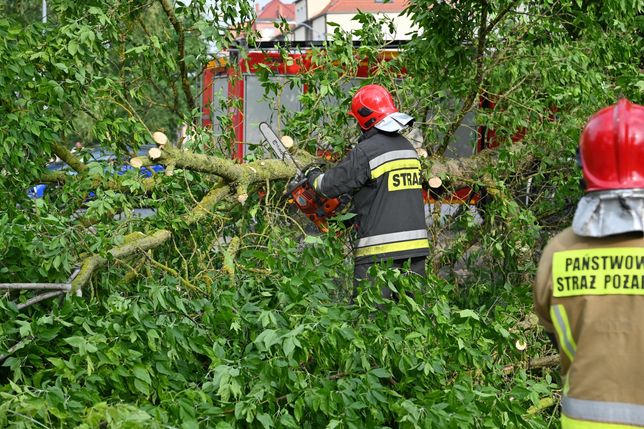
top-left (552, 248), bottom-right (644, 297)
top-left (563, 372), bottom-right (570, 396)
top-left (550, 304), bottom-right (577, 361)
top-left (562, 415), bottom-right (643, 429)
top-left (313, 174), bottom-right (323, 191)
top-left (371, 159), bottom-right (420, 179)
top-left (354, 239), bottom-right (429, 257)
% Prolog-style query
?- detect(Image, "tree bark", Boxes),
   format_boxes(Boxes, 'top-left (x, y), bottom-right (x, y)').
top-left (36, 130), bottom-right (535, 299)
top-left (157, 0), bottom-right (196, 114)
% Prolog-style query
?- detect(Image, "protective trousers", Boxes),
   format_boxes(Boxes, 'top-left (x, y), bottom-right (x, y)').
top-left (352, 256), bottom-right (426, 302)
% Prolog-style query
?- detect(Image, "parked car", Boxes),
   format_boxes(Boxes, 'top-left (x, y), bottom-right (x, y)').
top-left (28, 145), bottom-right (164, 199)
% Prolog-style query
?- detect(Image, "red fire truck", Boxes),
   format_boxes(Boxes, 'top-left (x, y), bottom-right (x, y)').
top-left (198, 42), bottom-right (487, 206)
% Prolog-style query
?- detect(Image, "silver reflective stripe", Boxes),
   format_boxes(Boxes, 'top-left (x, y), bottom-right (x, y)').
top-left (563, 396), bottom-right (644, 426)
top-left (356, 229), bottom-right (428, 248)
top-left (551, 304), bottom-right (576, 361)
top-left (369, 150), bottom-right (418, 170)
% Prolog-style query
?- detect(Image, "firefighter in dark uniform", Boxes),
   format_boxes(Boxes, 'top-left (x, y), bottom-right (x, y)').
top-left (307, 84), bottom-right (429, 300)
top-left (533, 99), bottom-right (644, 428)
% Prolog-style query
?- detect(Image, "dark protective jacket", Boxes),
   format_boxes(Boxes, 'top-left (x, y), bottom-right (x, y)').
top-left (534, 227), bottom-right (644, 428)
top-left (312, 128), bottom-right (429, 265)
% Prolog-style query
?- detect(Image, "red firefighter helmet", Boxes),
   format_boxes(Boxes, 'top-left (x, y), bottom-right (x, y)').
top-left (579, 99), bottom-right (644, 192)
top-left (349, 84), bottom-right (398, 130)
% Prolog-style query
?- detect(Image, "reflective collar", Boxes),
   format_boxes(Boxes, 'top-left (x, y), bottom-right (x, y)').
top-left (572, 189), bottom-right (644, 237)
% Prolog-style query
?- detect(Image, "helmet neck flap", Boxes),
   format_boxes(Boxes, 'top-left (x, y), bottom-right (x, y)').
top-left (573, 189), bottom-right (644, 237)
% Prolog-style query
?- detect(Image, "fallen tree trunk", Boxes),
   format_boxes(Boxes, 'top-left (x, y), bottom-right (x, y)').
top-left (426, 142), bottom-right (534, 194)
top-left (28, 132), bottom-right (538, 303)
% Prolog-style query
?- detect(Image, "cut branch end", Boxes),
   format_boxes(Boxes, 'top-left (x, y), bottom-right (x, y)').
top-left (152, 131), bottom-right (169, 146)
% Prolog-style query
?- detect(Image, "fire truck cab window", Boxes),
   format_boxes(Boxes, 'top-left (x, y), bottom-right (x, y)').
top-left (209, 76), bottom-right (228, 136)
top-left (244, 75), bottom-right (301, 147)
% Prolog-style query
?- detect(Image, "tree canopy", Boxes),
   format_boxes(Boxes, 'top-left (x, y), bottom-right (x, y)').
top-left (0, 0), bottom-right (642, 427)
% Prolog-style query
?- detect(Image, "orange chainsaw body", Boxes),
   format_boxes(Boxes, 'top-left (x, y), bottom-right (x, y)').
top-left (288, 179), bottom-right (344, 233)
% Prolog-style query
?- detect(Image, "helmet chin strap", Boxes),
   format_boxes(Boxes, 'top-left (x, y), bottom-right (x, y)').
top-left (573, 189), bottom-right (644, 237)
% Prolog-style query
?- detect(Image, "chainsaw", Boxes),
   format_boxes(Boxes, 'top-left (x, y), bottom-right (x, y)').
top-left (259, 122), bottom-right (349, 233)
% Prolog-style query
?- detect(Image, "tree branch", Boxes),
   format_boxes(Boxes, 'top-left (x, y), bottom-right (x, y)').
top-left (157, 0), bottom-right (196, 114)
top-left (16, 291), bottom-right (66, 310)
top-left (436, 2), bottom-right (489, 156)
top-left (70, 229), bottom-right (172, 294)
top-left (427, 142), bottom-right (534, 192)
top-left (0, 337), bottom-right (34, 365)
top-left (51, 142), bottom-right (87, 174)
top-left (69, 180), bottom-right (233, 294)
top-left (486, 0), bottom-right (520, 34)
top-left (503, 354), bottom-right (559, 374)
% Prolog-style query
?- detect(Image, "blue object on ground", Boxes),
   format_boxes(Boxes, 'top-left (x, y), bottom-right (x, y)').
top-left (27, 145), bottom-right (164, 199)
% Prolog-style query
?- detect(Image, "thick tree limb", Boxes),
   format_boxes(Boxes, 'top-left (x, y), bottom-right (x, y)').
top-left (51, 142), bottom-right (87, 174)
top-left (131, 144), bottom-right (301, 183)
top-left (0, 283), bottom-right (71, 290)
top-left (526, 396), bottom-right (557, 415)
top-left (180, 185), bottom-right (231, 225)
top-left (69, 181), bottom-right (233, 294)
top-left (40, 170), bottom-right (68, 184)
top-left (71, 229), bottom-right (172, 294)
top-left (427, 142), bottom-right (533, 192)
top-left (0, 337), bottom-right (34, 365)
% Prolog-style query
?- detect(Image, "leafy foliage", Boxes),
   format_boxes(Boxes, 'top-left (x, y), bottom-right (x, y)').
top-left (1, 0), bottom-right (643, 427)
top-left (1, 228), bottom-right (557, 428)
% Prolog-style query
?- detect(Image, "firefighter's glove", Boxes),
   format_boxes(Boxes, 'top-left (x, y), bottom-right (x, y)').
top-left (305, 167), bottom-right (323, 189)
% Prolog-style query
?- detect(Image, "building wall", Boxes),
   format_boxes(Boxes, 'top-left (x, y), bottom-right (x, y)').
top-left (312, 16), bottom-right (327, 40)
top-left (256, 22), bottom-right (279, 40)
top-left (317, 12), bottom-right (416, 40)
top-left (306, 0), bottom-right (331, 20)
top-left (294, 0), bottom-right (307, 24)
top-left (291, 26), bottom-right (307, 41)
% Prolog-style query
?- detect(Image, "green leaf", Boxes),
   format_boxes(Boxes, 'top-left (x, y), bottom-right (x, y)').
top-left (304, 235), bottom-right (323, 244)
top-left (279, 413), bottom-right (299, 428)
top-left (133, 378), bottom-right (150, 396)
top-left (282, 337), bottom-right (296, 356)
top-left (326, 420), bottom-right (342, 429)
top-left (54, 63), bottom-right (68, 73)
top-left (68, 40), bottom-right (78, 55)
top-left (64, 336), bottom-right (85, 348)
top-left (133, 365), bottom-right (151, 384)
top-left (458, 309), bottom-right (480, 320)
top-left (254, 329), bottom-right (280, 350)
top-left (256, 413), bottom-right (273, 429)
top-left (371, 367), bottom-right (391, 378)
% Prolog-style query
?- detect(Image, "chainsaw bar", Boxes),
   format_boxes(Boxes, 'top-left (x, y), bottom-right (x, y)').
top-left (259, 122), bottom-right (302, 174)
